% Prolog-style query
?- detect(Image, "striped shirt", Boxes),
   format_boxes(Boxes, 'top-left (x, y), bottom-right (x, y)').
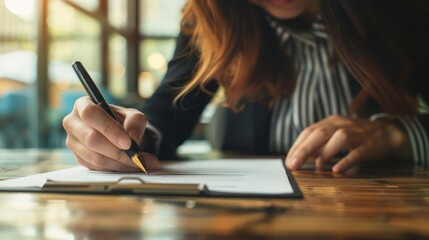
top-left (267, 17), bottom-right (429, 168)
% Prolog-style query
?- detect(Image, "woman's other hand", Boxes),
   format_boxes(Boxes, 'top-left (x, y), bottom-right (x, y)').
top-left (63, 96), bottom-right (160, 172)
top-left (285, 115), bottom-right (412, 173)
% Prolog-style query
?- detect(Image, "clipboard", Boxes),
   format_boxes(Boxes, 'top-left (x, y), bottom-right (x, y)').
top-left (39, 177), bottom-right (208, 196)
top-left (0, 159), bottom-right (303, 198)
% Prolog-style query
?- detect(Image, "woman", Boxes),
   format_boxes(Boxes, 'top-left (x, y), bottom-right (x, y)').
top-left (63, 0), bottom-right (429, 173)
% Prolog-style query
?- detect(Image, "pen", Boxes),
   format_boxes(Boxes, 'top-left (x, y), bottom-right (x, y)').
top-left (72, 61), bottom-right (149, 174)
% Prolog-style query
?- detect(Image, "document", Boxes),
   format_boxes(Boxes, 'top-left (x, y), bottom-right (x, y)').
top-left (0, 159), bottom-right (301, 197)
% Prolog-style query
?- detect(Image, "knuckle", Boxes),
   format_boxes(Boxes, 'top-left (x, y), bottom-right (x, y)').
top-left (328, 114), bottom-right (348, 122)
top-left (314, 127), bottom-right (331, 136)
top-left (90, 153), bottom-right (105, 167)
top-left (75, 96), bottom-right (89, 105)
top-left (73, 98), bottom-right (83, 110)
top-left (83, 129), bottom-right (100, 148)
top-left (335, 128), bottom-right (350, 142)
top-left (113, 150), bottom-right (124, 162)
top-left (80, 104), bottom-right (98, 123)
top-left (74, 97), bottom-right (89, 113)
top-left (295, 147), bottom-right (310, 157)
top-left (134, 112), bottom-right (147, 126)
top-left (65, 136), bottom-right (79, 152)
top-left (62, 114), bottom-right (72, 131)
top-left (328, 115), bottom-right (340, 120)
top-left (102, 120), bottom-right (119, 135)
top-left (65, 136), bottom-right (72, 148)
top-left (301, 127), bottom-right (313, 135)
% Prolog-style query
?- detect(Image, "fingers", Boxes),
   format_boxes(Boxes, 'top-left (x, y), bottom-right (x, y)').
top-left (286, 115), bottom-right (354, 160)
top-left (285, 127), bottom-right (313, 160)
top-left (317, 129), bottom-right (361, 169)
top-left (67, 135), bottom-right (139, 172)
top-left (285, 127), bottom-right (335, 170)
top-left (68, 133), bottom-right (160, 172)
top-left (285, 116), bottom-right (366, 171)
top-left (332, 146), bottom-right (367, 173)
top-left (284, 115), bottom-right (398, 173)
top-left (65, 118), bottom-right (134, 167)
top-left (75, 97), bottom-right (131, 150)
top-left (63, 96), bottom-right (155, 172)
top-left (141, 153), bottom-right (161, 171)
top-left (111, 105), bottom-right (148, 143)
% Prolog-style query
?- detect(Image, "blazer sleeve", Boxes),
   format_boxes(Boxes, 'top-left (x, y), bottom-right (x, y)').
top-left (378, 113), bottom-right (429, 169)
top-left (410, 76), bottom-right (429, 169)
top-left (406, 62), bottom-right (429, 169)
top-left (138, 34), bottom-right (218, 159)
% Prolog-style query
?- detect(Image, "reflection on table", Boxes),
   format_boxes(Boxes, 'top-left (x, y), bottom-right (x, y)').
top-left (0, 148), bottom-right (429, 239)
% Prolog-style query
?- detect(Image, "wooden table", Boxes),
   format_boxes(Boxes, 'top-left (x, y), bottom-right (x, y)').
top-left (0, 149), bottom-right (428, 239)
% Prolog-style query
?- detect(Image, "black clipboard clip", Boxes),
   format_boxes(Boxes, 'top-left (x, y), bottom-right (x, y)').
top-left (40, 177), bottom-right (208, 196)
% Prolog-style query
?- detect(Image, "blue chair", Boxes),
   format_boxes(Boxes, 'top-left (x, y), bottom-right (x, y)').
top-left (0, 90), bottom-right (29, 116)
top-left (58, 87), bottom-right (120, 117)
top-left (0, 89), bottom-right (32, 148)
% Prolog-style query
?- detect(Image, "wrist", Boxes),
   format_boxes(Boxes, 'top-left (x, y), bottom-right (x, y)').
top-left (370, 113), bottom-right (412, 160)
top-left (384, 120), bottom-right (412, 160)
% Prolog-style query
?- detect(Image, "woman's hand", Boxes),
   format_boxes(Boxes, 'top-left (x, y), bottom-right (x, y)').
top-left (285, 115), bottom-right (412, 173)
top-left (63, 96), bottom-right (160, 172)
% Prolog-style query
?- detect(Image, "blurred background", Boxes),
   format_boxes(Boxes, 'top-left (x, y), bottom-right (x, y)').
top-left (0, 0), bottom-right (193, 149)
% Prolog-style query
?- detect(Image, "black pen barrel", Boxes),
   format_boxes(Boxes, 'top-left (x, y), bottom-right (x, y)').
top-left (97, 102), bottom-right (117, 120)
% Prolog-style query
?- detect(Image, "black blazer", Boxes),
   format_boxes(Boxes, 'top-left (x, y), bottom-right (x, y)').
top-left (139, 34), bottom-right (272, 159)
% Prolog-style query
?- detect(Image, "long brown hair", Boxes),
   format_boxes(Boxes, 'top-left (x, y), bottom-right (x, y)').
top-left (176, 0), bottom-right (428, 114)
top-left (321, 0), bottom-right (428, 114)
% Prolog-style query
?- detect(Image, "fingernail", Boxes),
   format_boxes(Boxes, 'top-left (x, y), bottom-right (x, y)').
top-left (333, 164), bottom-right (342, 173)
top-left (290, 156), bottom-right (299, 168)
top-left (118, 136), bottom-right (130, 149)
top-left (128, 129), bottom-right (140, 141)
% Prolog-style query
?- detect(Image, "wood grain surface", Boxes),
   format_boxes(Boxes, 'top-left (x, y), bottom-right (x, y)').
top-left (0, 149), bottom-right (428, 239)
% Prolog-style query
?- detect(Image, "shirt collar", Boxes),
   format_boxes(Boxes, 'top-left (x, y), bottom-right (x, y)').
top-left (267, 15), bottom-right (328, 48)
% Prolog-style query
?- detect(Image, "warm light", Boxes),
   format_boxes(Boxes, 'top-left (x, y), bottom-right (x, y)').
top-left (109, 1), bottom-right (127, 29)
top-left (114, 64), bottom-right (126, 78)
top-left (111, 35), bottom-right (126, 51)
top-left (110, 63), bottom-right (127, 97)
top-left (138, 71), bottom-right (155, 98)
top-left (148, 53), bottom-right (166, 71)
top-left (18, 226), bottom-right (38, 238)
top-left (44, 226), bottom-right (74, 240)
top-left (56, 81), bottom-right (71, 90)
top-left (47, 2), bottom-right (76, 33)
top-left (4, 0), bottom-right (35, 21)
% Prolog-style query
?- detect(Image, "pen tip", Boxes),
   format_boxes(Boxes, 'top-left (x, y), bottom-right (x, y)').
top-left (131, 153), bottom-right (148, 174)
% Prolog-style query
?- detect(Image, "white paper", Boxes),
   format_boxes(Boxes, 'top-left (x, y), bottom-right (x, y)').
top-left (0, 159), bottom-right (294, 195)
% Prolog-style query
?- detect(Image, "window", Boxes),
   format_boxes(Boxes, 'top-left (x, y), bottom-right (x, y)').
top-left (0, 0), bottom-right (187, 149)
top-left (0, 0), bottom-right (37, 148)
